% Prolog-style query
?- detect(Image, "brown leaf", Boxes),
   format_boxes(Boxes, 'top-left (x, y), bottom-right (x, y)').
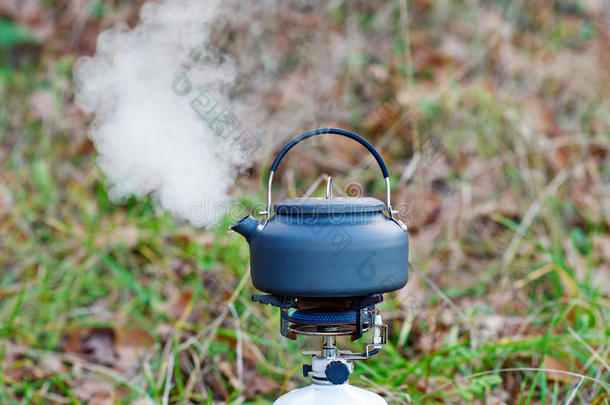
top-left (159, 289), bottom-right (194, 320)
top-left (116, 329), bottom-right (154, 347)
top-left (40, 354), bottom-right (65, 374)
top-left (63, 327), bottom-right (117, 367)
top-left (219, 361), bottom-right (240, 389)
top-left (204, 372), bottom-right (229, 400)
top-left (113, 329), bottom-right (154, 374)
top-left (167, 230), bottom-right (214, 247)
top-left (114, 345), bottom-right (146, 375)
top-left (543, 357), bottom-right (578, 383)
top-left (62, 327), bottom-right (153, 369)
top-left (72, 378), bottom-right (113, 402)
top-left (245, 373), bottom-right (279, 397)
top-left (414, 48), bottom-right (449, 69)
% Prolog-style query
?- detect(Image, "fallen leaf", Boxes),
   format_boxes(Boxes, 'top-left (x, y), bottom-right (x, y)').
top-left (40, 354), bottom-right (64, 374)
top-left (159, 289), bottom-right (193, 320)
top-left (63, 327), bottom-right (117, 367)
top-left (219, 361), bottom-right (240, 389)
top-left (543, 356), bottom-right (578, 383)
top-left (245, 373), bottom-right (279, 397)
top-left (62, 327), bottom-right (153, 369)
top-left (204, 372), bottom-right (229, 401)
top-left (72, 378), bottom-right (113, 402)
top-left (114, 329), bottom-right (155, 374)
top-left (116, 329), bottom-right (155, 347)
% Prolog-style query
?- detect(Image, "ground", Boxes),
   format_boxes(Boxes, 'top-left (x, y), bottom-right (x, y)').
top-left (0, 0), bottom-right (609, 404)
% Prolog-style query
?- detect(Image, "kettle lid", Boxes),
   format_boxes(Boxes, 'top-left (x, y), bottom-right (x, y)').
top-left (274, 197), bottom-right (385, 215)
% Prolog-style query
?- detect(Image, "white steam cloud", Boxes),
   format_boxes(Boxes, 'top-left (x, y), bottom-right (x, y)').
top-left (75, 0), bottom-right (397, 226)
top-left (74, 0), bottom-right (252, 226)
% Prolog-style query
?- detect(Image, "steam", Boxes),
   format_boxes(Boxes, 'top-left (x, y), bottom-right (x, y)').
top-left (74, 0), bottom-right (396, 226)
top-left (74, 0), bottom-right (250, 226)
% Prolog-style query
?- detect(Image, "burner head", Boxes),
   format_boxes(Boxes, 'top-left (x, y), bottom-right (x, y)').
top-left (288, 309), bottom-right (374, 337)
top-left (294, 297), bottom-right (367, 312)
top-left (251, 294), bottom-right (388, 362)
top-left (289, 309), bottom-right (372, 326)
top-left (252, 294), bottom-right (384, 340)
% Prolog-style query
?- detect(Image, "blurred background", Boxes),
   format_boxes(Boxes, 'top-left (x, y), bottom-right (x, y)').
top-left (1, 0), bottom-right (609, 404)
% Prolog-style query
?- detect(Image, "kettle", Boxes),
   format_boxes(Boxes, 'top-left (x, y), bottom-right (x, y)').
top-left (231, 128), bottom-right (408, 298)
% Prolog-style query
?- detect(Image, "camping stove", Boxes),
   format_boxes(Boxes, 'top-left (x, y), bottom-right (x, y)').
top-left (230, 128), bottom-right (409, 404)
top-left (254, 294), bottom-right (389, 404)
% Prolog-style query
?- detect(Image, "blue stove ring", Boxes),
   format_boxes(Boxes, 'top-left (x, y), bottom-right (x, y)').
top-left (288, 310), bottom-right (372, 326)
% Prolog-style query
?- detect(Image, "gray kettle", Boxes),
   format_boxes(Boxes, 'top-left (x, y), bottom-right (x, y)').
top-left (231, 128), bottom-right (408, 298)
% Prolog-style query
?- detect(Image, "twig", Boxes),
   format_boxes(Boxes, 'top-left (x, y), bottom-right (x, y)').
top-left (227, 303), bottom-right (244, 394)
top-left (398, 0), bottom-right (415, 87)
top-left (301, 173), bottom-right (328, 198)
top-left (162, 351), bottom-right (174, 405)
top-left (398, 153), bottom-right (421, 186)
top-left (568, 327), bottom-right (610, 374)
top-left (564, 377), bottom-right (585, 405)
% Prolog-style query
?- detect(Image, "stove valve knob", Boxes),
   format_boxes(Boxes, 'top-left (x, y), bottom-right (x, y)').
top-left (325, 361), bottom-right (350, 385)
top-left (302, 364), bottom-right (313, 377)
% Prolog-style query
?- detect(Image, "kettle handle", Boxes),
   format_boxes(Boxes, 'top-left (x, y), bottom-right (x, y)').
top-left (263, 128), bottom-right (398, 223)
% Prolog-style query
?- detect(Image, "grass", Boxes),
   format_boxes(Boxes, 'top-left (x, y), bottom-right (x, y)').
top-left (1, 0), bottom-right (610, 404)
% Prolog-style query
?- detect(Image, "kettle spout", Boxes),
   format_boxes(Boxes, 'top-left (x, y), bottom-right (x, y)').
top-left (229, 215), bottom-right (261, 242)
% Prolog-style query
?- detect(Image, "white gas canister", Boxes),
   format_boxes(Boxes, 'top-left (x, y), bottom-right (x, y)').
top-left (273, 383), bottom-right (387, 405)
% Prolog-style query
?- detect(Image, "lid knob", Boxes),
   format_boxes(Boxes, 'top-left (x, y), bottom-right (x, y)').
top-left (326, 176), bottom-right (333, 199)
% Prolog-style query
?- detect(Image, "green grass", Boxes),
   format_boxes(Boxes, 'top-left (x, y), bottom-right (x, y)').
top-left (1, 0), bottom-right (610, 404)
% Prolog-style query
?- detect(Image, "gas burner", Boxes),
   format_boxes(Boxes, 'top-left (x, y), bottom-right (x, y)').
top-left (289, 309), bottom-right (372, 326)
top-left (289, 324), bottom-right (361, 337)
top-left (288, 309), bottom-right (373, 337)
top-left (252, 294), bottom-right (384, 340)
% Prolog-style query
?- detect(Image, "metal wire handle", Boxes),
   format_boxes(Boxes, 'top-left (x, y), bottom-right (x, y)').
top-left (261, 128), bottom-right (398, 224)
